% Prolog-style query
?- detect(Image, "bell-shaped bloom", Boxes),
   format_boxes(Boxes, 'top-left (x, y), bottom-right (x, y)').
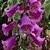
top-left (30, 33), bottom-right (45, 46)
top-left (4, 3), bottom-right (18, 18)
top-left (29, 0), bottom-right (41, 11)
top-left (1, 34), bottom-right (18, 50)
top-left (29, 1), bottom-right (41, 10)
top-left (30, 8), bottom-right (44, 23)
top-left (32, 23), bottom-right (43, 36)
top-left (18, 14), bottom-right (34, 34)
top-left (2, 21), bottom-right (16, 36)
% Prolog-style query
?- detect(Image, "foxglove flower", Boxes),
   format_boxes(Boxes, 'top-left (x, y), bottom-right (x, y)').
top-left (32, 23), bottom-right (43, 36)
top-left (30, 8), bottom-right (44, 23)
top-left (29, 0), bottom-right (43, 23)
top-left (4, 3), bottom-right (18, 19)
top-left (30, 33), bottom-right (45, 46)
top-left (18, 14), bottom-right (34, 34)
top-left (29, 1), bottom-right (41, 9)
top-left (1, 35), bottom-right (18, 50)
top-left (2, 21), bottom-right (16, 36)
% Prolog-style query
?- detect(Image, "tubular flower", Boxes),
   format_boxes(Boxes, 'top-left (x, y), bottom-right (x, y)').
top-left (1, 35), bottom-right (18, 50)
top-left (2, 21), bottom-right (16, 36)
top-left (30, 8), bottom-right (44, 23)
top-left (18, 14), bottom-right (34, 34)
top-left (30, 33), bottom-right (45, 46)
top-left (4, 3), bottom-right (18, 19)
top-left (29, 1), bottom-right (41, 10)
top-left (29, 0), bottom-right (44, 23)
top-left (32, 23), bottom-right (43, 36)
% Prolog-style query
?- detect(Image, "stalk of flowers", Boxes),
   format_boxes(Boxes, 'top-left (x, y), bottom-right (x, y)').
top-left (1, 0), bottom-right (45, 50)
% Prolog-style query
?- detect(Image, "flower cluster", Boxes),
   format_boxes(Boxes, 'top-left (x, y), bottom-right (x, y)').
top-left (1, 0), bottom-right (45, 50)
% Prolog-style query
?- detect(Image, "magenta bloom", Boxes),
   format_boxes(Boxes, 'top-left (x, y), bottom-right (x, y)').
top-left (18, 14), bottom-right (34, 34)
top-left (4, 3), bottom-right (18, 18)
top-left (32, 23), bottom-right (43, 36)
top-left (1, 35), bottom-right (18, 50)
top-left (29, 1), bottom-right (41, 9)
top-left (2, 21), bottom-right (16, 36)
top-left (30, 33), bottom-right (45, 46)
top-left (30, 8), bottom-right (44, 23)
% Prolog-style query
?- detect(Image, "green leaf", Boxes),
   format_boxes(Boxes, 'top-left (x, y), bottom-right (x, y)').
top-left (12, 25), bottom-right (18, 34)
top-left (14, 12), bottom-right (21, 20)
top-left (43, 0), bottom-right (50, 18)
top-left (43, 0), bottom-right (50, 7)
top-left (17, 0), bottom-right (22, 4)
top-left (8, 0), bottom-right (17, 4)
top-left (0, 0), bottom-right (3, 2)
top-left (8, 0), bottom-right (13, 3)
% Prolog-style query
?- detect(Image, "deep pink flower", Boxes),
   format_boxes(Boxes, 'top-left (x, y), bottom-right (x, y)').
top-left (30, 33), bottom-right (45, 46)
top-left (2, 21), bottom-right (16, 36)
top-left (18, 13), bottom-right (33, 34)
top-left (32, 23), bottom-right (43, 36)
top-left (4, 3), bottom-right (18, 19)
top-left (1, 35), bottom-right (18, 50)
top-left (30, 8), bottom-right (44, 23)
top-left (28, 0), bottom-right (43, 23)
top-left (29, 1), bottom-right (41, 9)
